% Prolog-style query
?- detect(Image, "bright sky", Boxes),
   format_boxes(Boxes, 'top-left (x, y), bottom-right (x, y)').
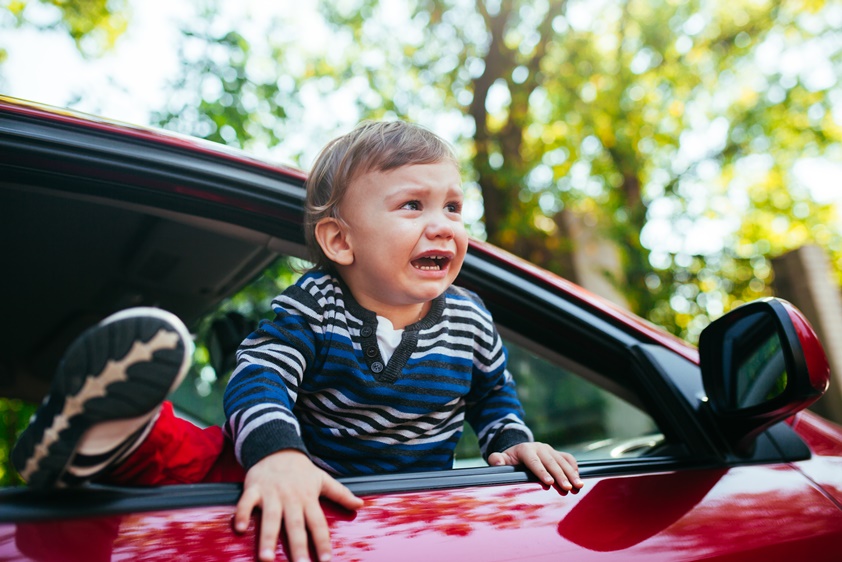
top-left (1, 1), bottom-right (338, 167)
top-left (2, 0), bottom-right (190, 125)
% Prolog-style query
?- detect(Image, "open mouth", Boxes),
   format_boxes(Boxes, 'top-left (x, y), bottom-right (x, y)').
top-left (411, 255), bottom-right (451, 271)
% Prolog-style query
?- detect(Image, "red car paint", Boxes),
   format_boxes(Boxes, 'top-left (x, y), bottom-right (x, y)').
top-left (5, 466), bottom-right (842, 561)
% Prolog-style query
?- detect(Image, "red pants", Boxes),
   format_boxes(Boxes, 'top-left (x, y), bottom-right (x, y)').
top-left (106, 401), bottom-right (246, 485)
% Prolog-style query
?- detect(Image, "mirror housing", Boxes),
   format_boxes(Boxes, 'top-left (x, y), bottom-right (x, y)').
top-left (699, 297), bottom-right (830, 453)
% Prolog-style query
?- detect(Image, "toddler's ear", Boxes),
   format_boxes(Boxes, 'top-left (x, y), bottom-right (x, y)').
top-left (314, 218), bottom-right (354, 266)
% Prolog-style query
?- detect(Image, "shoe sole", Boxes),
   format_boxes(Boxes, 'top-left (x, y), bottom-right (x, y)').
top-left (12, 307), bottom-right (192, 489)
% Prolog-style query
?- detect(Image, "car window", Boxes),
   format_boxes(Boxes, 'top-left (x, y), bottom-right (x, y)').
top-left (451, 332), bottom-right (662, 465)
top-left (508, 337), bottom-right (660, 459)
top-left (171, 253), bottom-right (665, 466)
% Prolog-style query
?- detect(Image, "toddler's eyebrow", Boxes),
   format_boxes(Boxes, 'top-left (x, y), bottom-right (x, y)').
top-left (385, 185), bottom-right (430, 200)
top-left (384, 183), bottom-right (464, 203)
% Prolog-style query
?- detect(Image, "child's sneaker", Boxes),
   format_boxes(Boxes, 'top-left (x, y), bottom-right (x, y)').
top-left (11, 307), bottom-right (192, 489)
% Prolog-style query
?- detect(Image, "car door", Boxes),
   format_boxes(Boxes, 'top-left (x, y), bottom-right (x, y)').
top-left (446, 248), bottom-right (842, 561)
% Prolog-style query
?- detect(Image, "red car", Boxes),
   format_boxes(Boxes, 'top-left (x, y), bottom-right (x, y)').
top-left (1, 95), bottom-right (841, 561)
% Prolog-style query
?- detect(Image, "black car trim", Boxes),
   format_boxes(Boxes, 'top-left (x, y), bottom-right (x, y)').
top-left (0, 458), bottom-right (718, 523)
top-left (629, 344), bottom-right (722, 458)
top-left (459, 254), bottom-right (639, 350)
top-left (0, 110), bottom-right (308, 241)
top-left (0, 107), bottom-right (307, 199)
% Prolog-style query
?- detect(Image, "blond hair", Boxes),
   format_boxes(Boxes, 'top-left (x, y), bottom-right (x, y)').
top-left (304, 120), bottom-right (459, 271)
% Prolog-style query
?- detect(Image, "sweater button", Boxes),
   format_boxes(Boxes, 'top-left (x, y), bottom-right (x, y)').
top-left (371, 362), bottom-right (384, 373)
top-left (361, 326), bottom-right (373, 337)
top-left (365, 346), bottom-right (378, 358)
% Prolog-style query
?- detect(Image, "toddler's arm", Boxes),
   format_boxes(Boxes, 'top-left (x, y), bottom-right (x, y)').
top-left (488, 442), bottom-right (584, 492)
top-left (233, 450), bottom-right (363, 562)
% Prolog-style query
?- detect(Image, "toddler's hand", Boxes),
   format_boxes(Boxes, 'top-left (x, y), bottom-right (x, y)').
top-left (488, 442), bottom-right (584, 492)
top-left (233, 450), bottom-right (364, 562)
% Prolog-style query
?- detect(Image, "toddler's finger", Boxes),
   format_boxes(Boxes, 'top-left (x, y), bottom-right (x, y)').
top-left (305, 502), bottom-right (333, 562)
top-left (282, 508), bottom-right (311, 562)
top-left (546, 450), bottom-right (582, 490)
top-left (322, 477), bottom-right (364, 510)
top-left (233, 490), bottom-right (259, 533)
top-left (258, 500), bottom-right (283, 562)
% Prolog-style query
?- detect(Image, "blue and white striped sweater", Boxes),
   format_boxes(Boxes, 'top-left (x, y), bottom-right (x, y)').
top-left (223, 270), bottom-right (532, 476)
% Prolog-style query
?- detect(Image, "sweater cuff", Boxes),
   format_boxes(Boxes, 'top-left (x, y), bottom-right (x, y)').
top-left (239, 420), bottom-right (309, 471)
top-left (487, 428), bottom-right (531, 458)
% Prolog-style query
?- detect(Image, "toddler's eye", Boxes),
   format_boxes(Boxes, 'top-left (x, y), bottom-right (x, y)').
top-left (446, 202), bottom-right (462, 214)
top-left (401, 200), bottom-right (421, 211)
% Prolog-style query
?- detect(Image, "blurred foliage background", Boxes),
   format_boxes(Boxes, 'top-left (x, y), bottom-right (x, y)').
top-left (157, 0), bottom-right (840, 342)
top-left (1, 0), bottom-right (841, 485)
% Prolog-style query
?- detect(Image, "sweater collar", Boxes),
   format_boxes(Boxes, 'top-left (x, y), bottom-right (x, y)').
top-left (332, 273), bottom-right (446, 331)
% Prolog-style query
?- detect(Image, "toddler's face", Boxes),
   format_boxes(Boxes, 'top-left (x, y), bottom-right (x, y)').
top-left (334, 161), bottom-right (468, 318)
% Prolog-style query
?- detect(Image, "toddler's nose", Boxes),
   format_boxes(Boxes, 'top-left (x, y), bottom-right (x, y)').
top-left (425, 212), bottom-right (455, 239)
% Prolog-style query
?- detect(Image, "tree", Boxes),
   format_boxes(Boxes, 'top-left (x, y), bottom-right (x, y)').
top-left (390, 0), bottom-right (842, 340)
top-left (156, 0), bottom-right (842, 344)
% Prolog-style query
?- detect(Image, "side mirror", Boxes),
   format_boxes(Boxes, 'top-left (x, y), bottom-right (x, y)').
top-left (699, 297), bottom-right (830, 453)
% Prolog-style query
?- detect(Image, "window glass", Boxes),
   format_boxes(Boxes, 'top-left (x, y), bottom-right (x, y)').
top-left (508, 338), bottom-right (660, 460)
top-left (454, 336), bottom-right (661, 464)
